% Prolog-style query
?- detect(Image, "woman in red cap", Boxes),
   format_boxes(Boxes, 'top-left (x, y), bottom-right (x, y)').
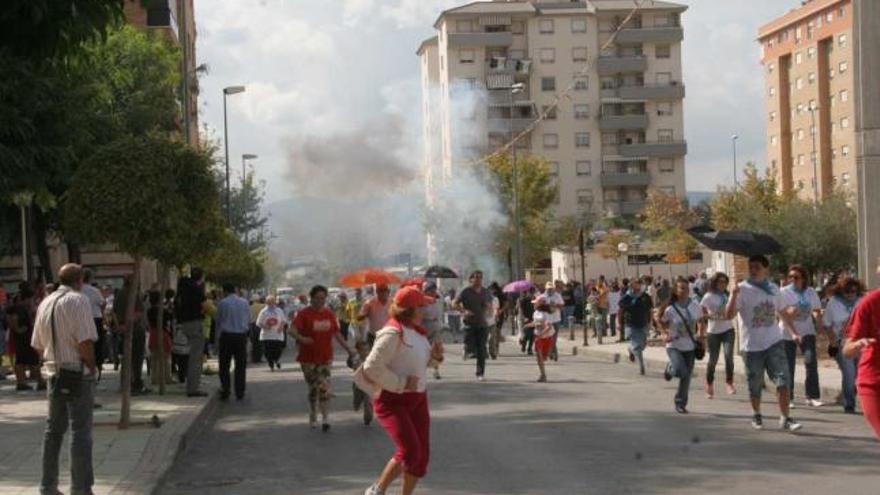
top-left (362, 286), bottom-right (444, 495)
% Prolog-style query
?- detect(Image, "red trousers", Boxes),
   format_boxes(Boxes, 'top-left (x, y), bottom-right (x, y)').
top-left (859, 385), bottom-right (880, 441)
top-left (374, 390), bottom-right (430, 478)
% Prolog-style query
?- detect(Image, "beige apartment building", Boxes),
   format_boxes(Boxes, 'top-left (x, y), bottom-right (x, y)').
top-left (418, 0), bottom-right (688, 223)
top-left (759, 0), bottom-right (855, 197)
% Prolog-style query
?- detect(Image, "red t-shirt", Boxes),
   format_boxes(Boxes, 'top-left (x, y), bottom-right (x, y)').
top-left (847, 289), bottom-right (880, 389)
top-left (293, 306), bottom-right (340, 364)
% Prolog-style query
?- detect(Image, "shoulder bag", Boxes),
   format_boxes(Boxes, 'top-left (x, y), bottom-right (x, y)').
top-left (671, 303), bottom-right (705, 360)
top-left (49, 299), bottom-right (84, 398)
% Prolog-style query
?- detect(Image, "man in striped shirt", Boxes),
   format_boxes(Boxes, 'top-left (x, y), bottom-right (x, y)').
top-left (31, 263), bottom-right (98, 495)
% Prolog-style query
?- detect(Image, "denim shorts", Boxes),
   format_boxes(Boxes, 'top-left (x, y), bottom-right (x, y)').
top-left (744, 341), bottom-right (790, 398)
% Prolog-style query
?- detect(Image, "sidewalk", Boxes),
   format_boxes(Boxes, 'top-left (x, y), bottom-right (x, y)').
top-left (551, 329), bottom-right (847, 404)
top-left (0, 364), bottom-right (219, 495)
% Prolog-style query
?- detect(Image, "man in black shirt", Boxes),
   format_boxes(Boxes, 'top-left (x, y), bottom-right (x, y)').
top-left (617, 276), bottom-right (654, 376)
top-left (175, 267), bottom-right (207, 397)
top-left (518, 287), bottom-right (537, 354)
top-left (454, 271), bottom-right (493, 380)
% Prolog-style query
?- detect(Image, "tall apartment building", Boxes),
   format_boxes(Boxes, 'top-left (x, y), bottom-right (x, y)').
top-left (759, 0), bottom-right (855, 197)
top-left (419, 0), bottom-right (688, 223)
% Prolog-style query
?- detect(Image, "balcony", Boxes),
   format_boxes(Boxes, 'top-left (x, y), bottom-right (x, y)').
top-left (619, 141), bottom-right (687, 157)
top-left (605, 200), bottom-right (647, 216)
top-left (615, 27), bottom-right (684, 44)
top-left (488, 91), bottom-right (532, 106)
top-left (488, 58), bottom-right (532, 76)
top-left (603, 83), bottom-right (686, 101)
top-left (146, 0), bottom-right (179, 43)
top-left (487, 117), bottom-right (535, 133)
top-left (599, 114), bottom-right (649, 131)
top-left (601, 172), bottom-right (651, 188)
top-left (597, 56), bottom-right (647, 75)
top-left (448, 32), bottom-right (513, 47)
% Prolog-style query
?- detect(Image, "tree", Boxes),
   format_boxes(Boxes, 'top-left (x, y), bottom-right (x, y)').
top-left (641, 188), bottom-right (699, 259)
top-left (228, 172), bottom-right (271, 254)
top-left (712, 163), bottom-right (789, 231)
top-left (199, 230), bottom-right (265, 289)
top-left (596, 231), bottom-right (633, 278)
top-left (65, 135), bottom-right (223, 425)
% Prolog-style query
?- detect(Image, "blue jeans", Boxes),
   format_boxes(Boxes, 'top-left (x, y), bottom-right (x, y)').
top-left (746, 341), bottom-right (790, 399)
top-left (836, 345), bottom-right (859, 410)
top-left (627, 326), bottom-right (648, 374)
top-left (41, 376), bottom-right (95, 495)
top-left (667, 348), bottom-right (695, 408)
top-left (464, 326), bottom-right (489, 376)
top-left (785, 335), bottom-right (821, 400)
top-left (706, 329), bottom-right (735, 385)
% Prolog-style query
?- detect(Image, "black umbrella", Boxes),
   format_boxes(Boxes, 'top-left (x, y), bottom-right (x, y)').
top-left (687, 226), bottom-right (783, 257)
top-left (424, 265), bottom-right (459, 279)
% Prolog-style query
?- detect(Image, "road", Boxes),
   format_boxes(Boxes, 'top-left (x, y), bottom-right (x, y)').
top-left (158, 340), bottom-right (880, 495)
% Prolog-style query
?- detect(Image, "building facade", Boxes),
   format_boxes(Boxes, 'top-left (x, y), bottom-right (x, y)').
top-left (759, 0), bottom-right (855, 197)
top-left (419, 0), bottom-right (688, 224)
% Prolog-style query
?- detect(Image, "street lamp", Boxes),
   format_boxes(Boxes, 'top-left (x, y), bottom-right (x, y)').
top-left (11, 191), bottom-right (33, 282)
top-left (223, 85), bottom-right (246, 225)
top-left (508, 82), bottom-right (526, 280)
top-left (731, 134), bottom-right (739, 189)
top-left (808, 104), bottom-right (820, 203)
top-left (241, 153), bottom-right (258, 183)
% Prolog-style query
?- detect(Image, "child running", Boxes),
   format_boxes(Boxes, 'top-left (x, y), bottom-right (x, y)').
top-left (524, 297), bottom-right (556, 382)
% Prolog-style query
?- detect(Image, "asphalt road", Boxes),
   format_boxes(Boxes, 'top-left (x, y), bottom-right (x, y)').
top-left (158, 340), bottom-right (880, 495)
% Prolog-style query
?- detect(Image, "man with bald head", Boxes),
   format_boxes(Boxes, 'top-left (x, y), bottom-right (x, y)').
top-left (31, 263), bottom-right (98, 495)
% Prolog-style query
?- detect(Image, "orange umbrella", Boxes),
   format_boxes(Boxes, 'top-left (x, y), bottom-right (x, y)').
top-left (338, 269), bottom-right (402, 288)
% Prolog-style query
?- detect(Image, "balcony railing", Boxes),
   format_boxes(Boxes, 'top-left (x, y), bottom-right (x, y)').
top-left (448, 32), bottom-right (513, 47)
top-left (602, 83), bottom-right (685, 100)
top-left (606, 200), bottom-right (647, 216)
top-left (599, 114), bottom-right (649, 131)
top-left (619, 141), bottom-right (688, 157)
top-left (146, 0), bottom-right (179, 43)
top-left (487, 90), bottom-right (532, 106)
top-left (600, 172), bottom-right (651, 188)
top-left (616, 26), bottom-right (684, 44)
top-left (487, 117), bottom-right (535, 133)
top-left (597, 56), bottom-right (647, 75)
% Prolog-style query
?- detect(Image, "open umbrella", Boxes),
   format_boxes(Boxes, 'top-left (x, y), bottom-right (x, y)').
top-left (338, 269), bottom-right (401, 289)
top-left (401, 277), bottom-right (426, 289)
top-left (687, 226), bottom-right (783, 257)
top-left (503, 280), bottom-right (535, 294)
top-left (424, 265), bottom-right (459, 279)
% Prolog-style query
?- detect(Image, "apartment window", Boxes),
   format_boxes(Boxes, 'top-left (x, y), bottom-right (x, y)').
top-left (656, 72), bottom-right (672, 85)
top-left (541, 77), bottom-right (556, 91)
top-left (659, 158), bottom-right (674, 172)
top-left (798, 154), bottom-right (805, 166)
top-left (842, 172), bottom-right (851, 185)
top-left (539, 19), bottom-right (555, 34)
top-left (549, 161), bottom-right (560, 176)
top-left (575, 132), bottom-right (591, 148)
top-left (771, 135), bottom-right (777, 146)
top-left (843, 145), bottom-right (850, 157)
top-left (769, 86), bottom-right (776, 97)
top-left (839, 6), bottom-right (846, 18)
top-left (572, 47), bottom-right (588, 62)
top-left (655, 44), bottom-right (671, 59)
top-left (543, 133), bottom-right (559, 149)
top-left (660, 186), bottom-right (675, 195)
top-left (540, 48), bottom-right (556, 63)
top-left (768, 62), bottom-right (775, 74)
top-left (840, 89), bottom-right (848, 102)
top-left (574, 76), bottom-right (589, 90)
top-left (796, 102), bottom-right (804, 114)
top-left (830, 93), bottom-right (837, 107)
top-left (796, 78), bottom-right (804, 90)
top-left (795, 52), bottom-right (803, 64)
top-left (574, 104), bottom-right (590, 120)
top-left (826, 12), bottom-right (833, 23)
top-left (840, 61), bottom-right (848, 73)
top-left (576, 160), bottom-right (592, 176)
top-left (456, 20), bottom-right (473, 33)
top-left (459, 49), bottom-right (475, 64)
top-left (797, 128), bottom-right (805, 141)
top-left (577, 189), bottom-right (594, 207)
top-left (654, 13), bottom-right (671, 27)
top-left (832, 149), bottom-right (838, 161)
top-left (602, 133), bottom-right (618, 145)
top-left (603, 189), bottom-right (619, 201)
top-left (542, 105), bottom-right (558, 120)
top-left (769, 111), bottom-right (777, 122)
top-left (841, 117), bottom-right (850, 129)
top-left (571, 18), bottom-right (587, 34)
top-left (808, 72), bottom-right (815, 84)
top-left (837, 34), bottom-right (848, 48)
top-left (829, 68), bottom-right (835, 80)
top-left (658, 129), bottom-right (674, 143)
top-left (509, 49), bottom-right (526, 60)
top-left (511, 21), bottom-right (525, 35)
top-left (809, 99), bottom-right (816, 110)
top-left (807, 46), bottom-right (815, 59)
top-left (657, 102), bottom-right (673, 116)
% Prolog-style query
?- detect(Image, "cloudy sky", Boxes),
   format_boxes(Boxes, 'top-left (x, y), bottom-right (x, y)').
top-left (195, 0), bottom-right (798, 205)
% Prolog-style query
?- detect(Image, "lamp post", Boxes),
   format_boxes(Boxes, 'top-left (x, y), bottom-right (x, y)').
top-left (223, 85), bottom-right (246, 225)
top-left (808, 104), bottom-right (820, 203)
top-left (11, 191), bottom-right (34, 282)
top-left (731, 134), bottom-right (739, 189)
top-left (508, 82), bottom-right (526, 280)
top-left (241, 153), bottom-right (258, 183)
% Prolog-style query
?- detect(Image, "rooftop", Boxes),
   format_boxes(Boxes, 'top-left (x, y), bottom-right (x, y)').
top-left (757, 0), bottom-right (846, 40)
top-left (432, 0), bottom-right (686, 28)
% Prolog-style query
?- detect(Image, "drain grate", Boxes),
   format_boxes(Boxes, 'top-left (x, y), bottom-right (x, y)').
top-left (174, 477), bottom-right (244, 488)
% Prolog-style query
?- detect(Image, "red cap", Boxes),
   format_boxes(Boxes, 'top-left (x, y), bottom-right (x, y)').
top-left (394, 286), bottom-right (435, 309)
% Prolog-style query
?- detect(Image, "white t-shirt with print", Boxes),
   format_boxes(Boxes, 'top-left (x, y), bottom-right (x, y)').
top-left (778, 285), bottom-right (821, 340)
top-left (736, 281), bottom-right (784, 352)
top-left (543, 291), bottom-right (564, 324)
top-left (531, 310), bottom-right (556, 339)
top-left (823, 296), bottom-right (858, 341)
top-left (700, 292), bottom-right (734, 334)
top-left (257, 306), bottom-right (288, 341)
top-left (661, 300), bottom-right (700, 352)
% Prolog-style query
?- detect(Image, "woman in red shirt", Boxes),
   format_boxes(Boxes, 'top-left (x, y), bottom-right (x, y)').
top-left (291, 285), bottom-right (354, 432)
top-left (845, 287), bottom-right (880, 439)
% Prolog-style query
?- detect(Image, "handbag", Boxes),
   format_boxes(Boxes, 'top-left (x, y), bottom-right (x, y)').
top-left (49, 299), bottom-right (84, 398)
top-left (671, 303), bottom-right (705, 360)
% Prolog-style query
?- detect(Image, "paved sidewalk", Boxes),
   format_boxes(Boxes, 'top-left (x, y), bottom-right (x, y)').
top-left (0, 365), bottom-right (219, 495)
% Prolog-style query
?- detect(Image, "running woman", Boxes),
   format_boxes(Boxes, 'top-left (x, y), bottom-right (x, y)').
top-left (701, 272), bottom-right (737, 398)
top-left (779, 264), bottom-right (823, 407)
top-left (825, 276), bottom-right (865, 414)
top-left (659, 278), bottom-right (703, 414)
top-left (524, 297), bottom-right (556, 382)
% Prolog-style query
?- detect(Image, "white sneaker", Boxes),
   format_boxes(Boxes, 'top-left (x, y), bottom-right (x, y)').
top-left (788, 402), bottom-right (796, 410)
top-left (365, 484), bottom-right (385, 495)
top-left (780, 416), bottom-right (803, 432)
top-left (806, 399), bottom-right (824, 407)
top-left (477, 375), bottom-right (486, 382)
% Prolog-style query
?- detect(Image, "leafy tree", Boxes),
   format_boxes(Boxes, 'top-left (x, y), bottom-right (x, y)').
top-left (199, 230), bottom-right (265, 289)
top-left (596, 231), bottom-right (633, 278)
top-left (229, 172), bottom-right (271, 254)
top-left (65, 135), bottom-right (223, 426)
top-left (641, 188), bottom-right (699, 259)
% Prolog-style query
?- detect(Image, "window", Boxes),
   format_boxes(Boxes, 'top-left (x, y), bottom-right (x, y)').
top-left (771, 135), bottom-right (777, 146)
top-left (807, 46), bottom-right (815, 59)
top-left (658, 129), bottom-right (674, 142)
top-left (659, 158), bottom-right (674, 172)
top-left (795, 52), bottom-right (803, 64)
top-left (841, 117), bottom-right (850, 129)
top-left (832, 149), bottom-right (838, 161)
top-left (575, 132), bottom-right (591, 148)
top-left (511, 21), bottom-right (525, 35)
top-left (576, 161), bottom-right (592, 176)
top-left (808, 72), bottom-right (815, 84)
top-left (577, 189), bottom-right (594, 207)
top-left (458, 49), bottom-right (475, 64)
top-left (660, 186), bottom-right (675, 195)
top-left (840, 61), bottom-right (848, 73)
top-left (540, 48), bottom-right (556, 63)
top-left (571, 18), bottom-right (587, 33)
top-left (549, 161), bottom-right (559, 176)
top-left (796, 78), bottom-right (804, 90)
top-left (572, 47), bottom-right (588, 62)
top-left (541, 77), bottom-right (556, 91)
top-left (509, 49), bottom-right (526, 60)
top-left (654, 13), bottom-right (671, 27)
top-left (543, 133), bottom-right (559, 149)
top-left (769, 86), bottom-right (776, 96)
top-left (542, 105), bottom-right (557, 120)
top-left (796, 102), bottom-right (804, 114)
top-left (809, 99), bottom-right (816, 110)
top-left (655, 44), bottom-right (671, 59)
top-left (770, 111), bottom-right (777, 122)
top-left (843, 145), bottom-right (850, 157)
top-left (797, 128), bottom-right (805, 141)
top-left (839, 6), bottom-right (846, 18)
top-left (826, 12), bottom-right (833, 23)
top-left (456, 20), bottom-right (473, 33)
top-left (839, 34), bottom-right (848, 48)
top-left (603, 189), bottom-right (619, 201)
top-left (842, 172), bottom-right (851, 185)
top-left (657, 102), bottom-right (673, 116)
top-left (574, 104), bottom-right (590, 119)
top-left (840, 89), bottom-right (849, 102)
top-left (539, 19), bottom-right (554, 34)
top-left (798, 154), bottom-right (805, 166)
top-left (656, 72), bottom-right (672, 85)
top-left (768, 62), bottom-right (775, 74)
top-left (830, 93), bottom-right (837, 107)
top-left (829, 68), bottom-right (835, 80)
top-left (574, 76), bottom-right (589, 90)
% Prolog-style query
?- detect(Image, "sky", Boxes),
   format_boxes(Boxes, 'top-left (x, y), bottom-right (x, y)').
top-left (194, 0), bottom-right (799, 205)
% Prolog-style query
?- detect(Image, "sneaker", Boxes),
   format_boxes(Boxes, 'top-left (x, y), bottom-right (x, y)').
top-left (675, 405), bottom-right (688, 414)
top-left (663, 367), bottom-right (673, 382)
top-left (751, 414), bottom-right (764, 430)
top-left (537, 375), bottom-right (547, 383)
top-left (309, 412), bottom-right (318, 429)
top-left (477, 375), bottom-right (485, 382)
top-left (365, 484), bottom-right (385, 495)
top-left (705, 383), bottom-right (714, 399)
top-left (806, 398), bottom-right (824, 408)
top-left (321, 423), bottom-right (331, 433)
top-left (434, 369), bottom-right (442, 380)
top-left (788, 402), bottom-right (796, 410)
top-left (628, 351), bottom-right (636, 363)
top-left (725, 382), bottom-right (736, 395)
top-left (276, 362), bottom-right (281, 369)
top-left (844, 407), bottom-right (856, 414)
top-left (780, 416), bottom-right (803, 432)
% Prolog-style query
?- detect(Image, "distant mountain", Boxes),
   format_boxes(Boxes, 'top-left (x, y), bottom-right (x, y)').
top-left (687, 191), bottom-right (716, 206)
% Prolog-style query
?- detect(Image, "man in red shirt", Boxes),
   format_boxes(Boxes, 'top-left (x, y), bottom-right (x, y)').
top-left (291, 285), bottom-right (355, 432)
top-left (845, 287), bottom-right (880, 438)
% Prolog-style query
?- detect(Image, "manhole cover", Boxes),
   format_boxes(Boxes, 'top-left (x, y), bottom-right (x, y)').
top-left (174, 477), bottom-right (244, 488)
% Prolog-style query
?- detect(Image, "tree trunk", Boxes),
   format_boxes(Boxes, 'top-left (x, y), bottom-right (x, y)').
top-left (31, 209), bottom-right (53, 283)
top-left (119, 256), bottom-right (141, 429)
top-left (156, 264), bottom-right (169, 395)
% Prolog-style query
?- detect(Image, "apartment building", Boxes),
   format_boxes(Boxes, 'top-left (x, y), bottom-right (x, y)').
top-left (419, 0), bottom-right (688, 222)
top-left (759, 0), bottom-right (855, 197)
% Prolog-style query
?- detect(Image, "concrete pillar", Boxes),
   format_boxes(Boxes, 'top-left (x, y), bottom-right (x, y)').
top-left (854, 0), bottom-right (880, 287)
